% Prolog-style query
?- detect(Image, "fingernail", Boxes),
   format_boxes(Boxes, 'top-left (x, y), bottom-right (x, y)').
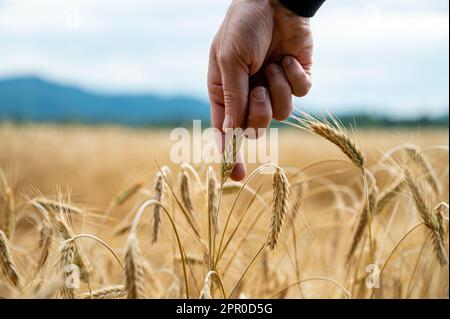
top-left (222, 114), bottom-right (233, 131)
top-left (252, 87), bottom-right (266, 102)
top-left (282, 56), bottom-right (293, 67)
top-left (267, 64), bottom-right (280, 76)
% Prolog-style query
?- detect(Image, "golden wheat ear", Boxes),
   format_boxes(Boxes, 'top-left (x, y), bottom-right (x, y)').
top-left (179, 165), bottom-right (195, 219)
top-left (220, 129), bottom-right (243, 185)
top-left (405, 169), bottom-right (448, 266)
top-left (125, 232), bottom-right (145, 299)
top-left (404, 146), bottom-right (441, 195)
top-left (346, 186), bottom-right (378, 263)
top-left (207, 166), bottom-right (219, 233)
top-left (268, 167), bottom-right (290, 250)
top-left (0, 230), bottom-right (21, 288)
top-left (79, 285), bottom-right (126, 299)
top-left (151, 171), bottom-right (164, 243)
top-left (287, 112), bottom-right (366, 172)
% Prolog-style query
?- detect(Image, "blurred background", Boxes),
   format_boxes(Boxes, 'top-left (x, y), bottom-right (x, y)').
top-left (0, 0), bottom-right (448, 127)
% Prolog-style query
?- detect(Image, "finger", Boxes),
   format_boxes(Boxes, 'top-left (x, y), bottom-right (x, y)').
top-left (230, 151), bottom-right (246, 181)
top-left (265, 63), bottom-right (293, 121)
top-left (281, 56), bottom-right (312, 97)
top-left (218, 54), bottom-right (249, 130)
top-left (245, 86), bottom-right (272, 138)
top-left (209, 48), bottom-right (248, 180)
top-left (208, 48), bottom-right (225, 130)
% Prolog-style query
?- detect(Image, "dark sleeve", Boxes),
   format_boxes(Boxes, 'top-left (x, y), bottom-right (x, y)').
top-left (277, 0), bottom-right (325, 17)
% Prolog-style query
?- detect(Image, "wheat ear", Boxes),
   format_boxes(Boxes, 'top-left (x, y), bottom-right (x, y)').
top-left (268, 167), bottom-right (290, 250)
top-left (152, 172), bottom-right (164, 243)
top-left (31, 198), bottom-right (84, 215)
top-left (125, 232), bottom-right (144, 298)
top-left (208, 166), bottom-right (219, 233)
top-left (307, 121), bottom-right (365, 171)
top-left (220, 130), bottom-right (243, 185)
top-left (0, 230), bottom-right (21, 287)
top-left (56, 239), bottom-right (77, 299)
top-left (405, 169), bottom-right (448, 266)
top-left (180, 166), bottom-right (194, 216)
top-left (79, 285), bottom-right (126, 299)
top-left (3, 187), bottom-right (16, 239)
top-left (376, 177), bottom-right (406, 213)
top-left (52, 214), bottom-right (92, 284)
top-left (115, 182), bottom-right (143, 206)
top-left (405, 146), bottom-right (441, 194)
top-left (431, 203), bottom-right (449, 266)
top-left (346, 186), bottom-right (378, 263)
top-left (37, 218), bottom-right (53, 272)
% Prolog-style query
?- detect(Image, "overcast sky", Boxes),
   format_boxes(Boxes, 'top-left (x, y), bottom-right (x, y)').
top-left (0, 0), bottom-right (448, 118)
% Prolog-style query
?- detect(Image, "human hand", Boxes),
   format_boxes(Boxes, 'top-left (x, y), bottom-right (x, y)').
top-left (208, 0), bottom-right (313, 180)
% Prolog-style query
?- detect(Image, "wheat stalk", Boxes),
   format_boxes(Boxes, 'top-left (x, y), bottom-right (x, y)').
top-left (268, 167), bottom-right (290, 250)
top-left (0, 230), bottom-right (21, 287)
top-left (125, 232), bottom-right (144, 299)
top-left (166, 279), bottom-right (181, 298)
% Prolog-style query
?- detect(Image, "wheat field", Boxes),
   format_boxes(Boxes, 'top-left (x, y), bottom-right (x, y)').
top-left (0, 119), bottom-right (448, 299)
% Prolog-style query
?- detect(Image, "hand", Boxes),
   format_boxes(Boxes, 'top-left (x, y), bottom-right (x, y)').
top-left (208, 0), bottom-right (313, 180)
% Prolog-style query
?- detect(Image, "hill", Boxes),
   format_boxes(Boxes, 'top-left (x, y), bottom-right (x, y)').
top-left (0, 77), bottom-right (209, 126)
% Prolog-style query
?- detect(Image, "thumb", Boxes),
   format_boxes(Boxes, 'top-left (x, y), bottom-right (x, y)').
top-left (220, 60), bottom-right (249, 131)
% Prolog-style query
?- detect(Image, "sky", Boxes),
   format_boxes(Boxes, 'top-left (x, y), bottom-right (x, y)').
top-left (0, 0), bottom-right (448, 119)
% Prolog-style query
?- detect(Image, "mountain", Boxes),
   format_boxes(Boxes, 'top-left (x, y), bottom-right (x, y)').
top-left (0, 76), bottom-right (447, 128)
top-left (0, 77), bottom-right (209, 126)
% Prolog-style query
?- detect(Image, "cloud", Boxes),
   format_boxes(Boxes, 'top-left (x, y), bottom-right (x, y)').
top-left (0, 0), bottom-right (448, 117)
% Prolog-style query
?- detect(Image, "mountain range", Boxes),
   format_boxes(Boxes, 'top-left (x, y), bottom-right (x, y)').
top-left (0, 77), bottom-right (209, 126)
top-left (0, 76), bottom-right (447, 127)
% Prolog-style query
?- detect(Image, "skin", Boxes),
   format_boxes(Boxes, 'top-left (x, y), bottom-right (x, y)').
top-left (208, 0), bottom-right (314, 180)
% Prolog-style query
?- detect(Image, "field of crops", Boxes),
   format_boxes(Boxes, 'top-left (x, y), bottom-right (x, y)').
top-left (0, 121), bottom-right (448, 299)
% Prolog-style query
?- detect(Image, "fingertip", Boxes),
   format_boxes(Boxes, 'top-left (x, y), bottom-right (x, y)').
top-left (281, 56), bottom-right (312, 97)
top-left (230, 162), bottom-right (247, 181)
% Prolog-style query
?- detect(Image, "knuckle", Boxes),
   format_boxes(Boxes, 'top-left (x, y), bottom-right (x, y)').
top-left (223, 88), bottom-right (241, 106)
top-left (218, 50), bottom-right (234, 65)
top-left (208, 83), bottom-right (223, 104)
